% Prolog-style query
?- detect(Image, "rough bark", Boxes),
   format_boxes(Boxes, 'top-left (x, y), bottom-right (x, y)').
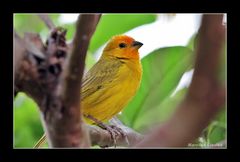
top-left (14, 14), bottom-right (101, 147)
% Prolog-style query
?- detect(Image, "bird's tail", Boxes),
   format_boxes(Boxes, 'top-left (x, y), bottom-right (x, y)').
top-left (34, 133), bottom-right (46, 148)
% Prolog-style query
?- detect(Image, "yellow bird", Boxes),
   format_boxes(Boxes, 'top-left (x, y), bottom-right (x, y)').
top-left (34, 35), bottom-right (143, 147)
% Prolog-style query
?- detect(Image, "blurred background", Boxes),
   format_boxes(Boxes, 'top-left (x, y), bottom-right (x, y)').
top-left (14, 13), bottom-right (226, 148)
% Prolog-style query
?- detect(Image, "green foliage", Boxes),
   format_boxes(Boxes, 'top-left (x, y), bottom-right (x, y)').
top-left (207, 108), bottom-right (226, 144)
top-left (62, 14), bottom-right (157, 53)
top-left (85, 52), bottom-right (97, 70)
top-left (14, 93), bottom-right (43, 148)
top-left (187, 33), bottom-right (197, 51)
top-left (194, 107), bottom-right (226, 148)
top-left (119, 47), bottom-right (193, 131)
top-left (14, 14), bottom-right (47, 35)
top-left (89, 14), bottom-right (157, 53)
top-left (14, 14), bottom-right (54, 40)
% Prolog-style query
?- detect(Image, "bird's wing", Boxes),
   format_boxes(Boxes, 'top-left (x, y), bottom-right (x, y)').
top-left (81, 58), bottom-right (123, 101)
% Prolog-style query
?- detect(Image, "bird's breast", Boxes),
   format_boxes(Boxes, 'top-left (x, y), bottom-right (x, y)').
top-left (82, 59), bottom-right (142, 123)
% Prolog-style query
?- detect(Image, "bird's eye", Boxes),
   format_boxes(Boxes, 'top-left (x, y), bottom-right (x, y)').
top-left (119, 43), bottom-right (127, 48)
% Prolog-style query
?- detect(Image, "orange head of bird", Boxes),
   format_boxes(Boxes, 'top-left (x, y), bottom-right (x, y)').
top-left (102, 35), bottom-right (143, 60)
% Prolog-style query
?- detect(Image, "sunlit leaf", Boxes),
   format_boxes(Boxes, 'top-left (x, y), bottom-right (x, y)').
top-left (133, 88), bottom-right (188, 131)
top-left (205, 107), bottom-right (226, 144)
top-left (208, 126), bottom-right (226, 144)
top-left (85, 52), bottom-right (97, 70)
top-left (62, 14), bottom-right (157, 52)
top-left (120, 46), bottom-right (193, 130)
top-left (89, 14), bottom-right (157, 53)
top-left (14, 15), bottom-right (47, 39)
top-left (187, 33), bottom-right (198, 51)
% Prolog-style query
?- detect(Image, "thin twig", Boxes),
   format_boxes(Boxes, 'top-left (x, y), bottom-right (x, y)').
top-left (38, 14), bottom-right (55, 30)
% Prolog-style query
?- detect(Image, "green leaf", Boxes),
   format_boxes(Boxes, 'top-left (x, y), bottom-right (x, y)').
top-left (14, 14), bottom-right (61, 41)
top-left (208, 126), bottom-right (226, 144)
top-left (120, 46), bottom-right (193, 130)
top-left (49, 14), bottom-right (61, 26)
top-left (14, 92), bottom-right (43, 148)
top-left (89, 14), bottom-right (157, 53)
top-left (63, 14), bottom-right (157, 52)
top-left (215, 108), bottom-right (226, 127)
top-left (14, 14), bottom-right (46, 39)
top-left (85, 52), bottom-right (97, 70)
top-left (187, 33), bottom-right (198, 51)
top-left (205, 107), bottom-right (226, 144)
top-left (14, 14), bottom-right (157, 53)
top-left (134, 88), bottom-right (188, 131)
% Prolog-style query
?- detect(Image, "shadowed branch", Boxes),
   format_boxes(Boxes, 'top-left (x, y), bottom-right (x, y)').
top-left (43, 14), bottom-right (102, 147)
top-left (14, 14), bottom-right (102, 147)
top-left (136, 14), bottom-right (225, 147)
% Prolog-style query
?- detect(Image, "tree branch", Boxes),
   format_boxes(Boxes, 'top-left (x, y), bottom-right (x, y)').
top-left (60, 14), bottom-right (101, 111)
top-left (38, 14), bottom-right (55, 30)
top-left (88, 122), bottom-right (143, 147)
top-left (136, 15), bottom-right (226, 147)
top-left (14, 31), bottom-right (26, 76)
top-left (14, 31), bottom-right (47, 101)
top-left (42, 14), bottom-right (101, 147)
top-left (14, 14), bottom-right (102, 147)
top-left (35, 123), bottom-right (143, 148)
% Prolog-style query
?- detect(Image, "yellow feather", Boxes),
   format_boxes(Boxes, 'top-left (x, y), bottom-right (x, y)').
top-left (81, 56), bottom-right (142, 124)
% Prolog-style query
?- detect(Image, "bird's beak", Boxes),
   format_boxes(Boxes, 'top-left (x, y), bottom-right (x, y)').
top-left (132, 41), bottom-right (143, 49)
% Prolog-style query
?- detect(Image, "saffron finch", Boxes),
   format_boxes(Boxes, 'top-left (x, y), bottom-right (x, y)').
top-left (34, 35), bottom-right (143, 147)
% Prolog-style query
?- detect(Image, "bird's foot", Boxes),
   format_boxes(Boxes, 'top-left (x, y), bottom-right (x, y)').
top-left (84, 114), bottom-right (126, 148)
top-left (100, 124), bottom-right (127, 148)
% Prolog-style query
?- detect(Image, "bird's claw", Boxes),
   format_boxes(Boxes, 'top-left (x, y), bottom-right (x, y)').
top-left (100, 124), bottom-right (127, 148)
top-left (84, 114), bottom-right (128, 148)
